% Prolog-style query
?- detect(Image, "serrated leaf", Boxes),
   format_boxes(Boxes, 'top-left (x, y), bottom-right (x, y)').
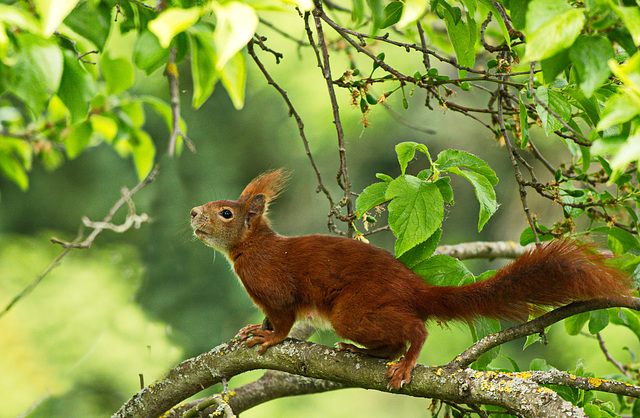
top-left (65, 120), bottom-right (93, 159)
top-left (565, 312), bottom-right (590, 335)
top-left (149, 7), bottom-right (202, 49)
top-left (386, 176), bottom-right (444, 257)
top-left (523, 7), bottom-right (585, 63)
top-left (435, 149), bottom-right (499, 185)
top-left (398, 229), bottom-right (442, 269)
top-left (395, 141), bottom-right (430, 175)
top-left (442, 8), bottom-right (476, 78)
top-left (535, 86), bottom-right (572, 135)
top-left (356, 181), bottom-right (390, 217)
top-left (411, 254), bottom-right (473, 286)
top-left (212, 2), bottom-right (258, 71)
top-left (568, 36), bottom-right (614, 98)
top-left (101, 53), bottom-right (134, 96)
top-left (448, 167), bottom-right (498, 231)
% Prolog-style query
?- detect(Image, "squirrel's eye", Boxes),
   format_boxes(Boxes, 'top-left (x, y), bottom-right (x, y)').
top-left (220, 209), bottom-right (233, 219)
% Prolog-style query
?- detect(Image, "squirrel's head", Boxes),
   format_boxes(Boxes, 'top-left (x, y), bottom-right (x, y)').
top-left (190, 169), bottom-right (288, 254)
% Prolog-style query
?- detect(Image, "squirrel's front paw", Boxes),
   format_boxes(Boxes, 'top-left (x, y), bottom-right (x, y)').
top-left (236, 323), bottom-right (263, 341)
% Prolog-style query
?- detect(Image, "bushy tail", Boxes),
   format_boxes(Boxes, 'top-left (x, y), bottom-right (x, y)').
top-left (419, 240), bottom-right (633, 322)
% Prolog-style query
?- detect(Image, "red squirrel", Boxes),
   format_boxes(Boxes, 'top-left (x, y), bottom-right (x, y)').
top-left (190, 169), bottom-right (633, 389)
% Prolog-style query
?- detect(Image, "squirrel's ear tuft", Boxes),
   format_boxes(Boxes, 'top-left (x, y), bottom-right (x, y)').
top-left (238, 169), bottom-right (290, 206)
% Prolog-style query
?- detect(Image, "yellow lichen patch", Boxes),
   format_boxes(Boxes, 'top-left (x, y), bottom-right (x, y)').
top-left (587, 377), bottom-right (605, 388)
top-left (436, 368), bottom-right (443, 376)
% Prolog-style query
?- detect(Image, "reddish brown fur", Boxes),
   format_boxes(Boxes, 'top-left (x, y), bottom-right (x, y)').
top-left (190, 170), bottom-right (633, 389)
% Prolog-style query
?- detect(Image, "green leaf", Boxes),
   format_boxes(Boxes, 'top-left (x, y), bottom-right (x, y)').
top-left (478, 0), bottom-right (510, 46)
top-left (523, 7), bottom-right (585, 62)
top-left (119, 101), bottom-right (145, 128)
top-left (351, 0), bottom-right (364, 24)
top-left (65, 120), bottom-right (93, 159)
top-left (442, 9), bottom-right (476, 78)
top-left (529, 358), bottom-right (552, 371)
top-left (588, 310), bottom-right (609, 334)
top-left (140, 95), bottom-right (187, 148)
top-left (63, 1), bottom-right (111, 50)
top-left (90, 115), bottom-right (118, 143)
top-left (609, 309), bottom-right (640, 343)
top-left (58, 50), bottom-right (96, 123)
top-left (435, 150), bottom-right (499, 230)
top-left (592, 226), bottom-right (640, 255)
top-left (447, 167), bottom-right (498, 231)
top-left (133, 30), bottom-right (170, 75)
top-left (101, 53), bottom-right (134, 96)
top-left (8, 34), bottom-right (63, 115)
top-left (35, 0), bottom-right (80, 36)
top-left (535, 86), bottom-right (572, 135)
top-left (149, 7), bottom-right (202, 49)
top-left (188, 28), bottom-right (219, 109)
top-left (565, 312), bottom-right (589, 335)
top-left (519, 225), bottom-right (552, 246)
top-left (398, 229), bottom-right (442, 269)
top-left (568, 36), bottom-right (614, 98)
top-left (366, 0), bottom-right (384, 29)
top-left (356, 181), bottom-right (390, 217)
top-left (411, 254), bottom-right (473, 286)
top-left (130, 129), bottom-right (156, 181)
top-left (386, 176), bottom-right (444, 257)
top-left (220, 50), bottom-right (246, 110)
top-left (395, 141), bottom-right (430, 175)
top-left (396, 0), bottom-right (428, 28)
top-left (0, 137), bottom-right (31, 190)
top-left (540, 50), bottom-right (571, 84)
top-left (610, 5), bottom-right (640, 46)
top-left (212, 1), bottom-right (258, 71)
top-left (609, 129), bottom-right (640, 183)
top-left (380, 1), bottom-right (403, 29)
top-left (566, 88), bottom-right (600, 127)
top-left (435, 149), bottom-right (499, 185)
top-left (596, 92), bottom-right (640, 131)
top-left (435, 177), bottom-right (454, 205)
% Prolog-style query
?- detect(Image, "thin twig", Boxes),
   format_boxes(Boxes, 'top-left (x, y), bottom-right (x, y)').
top-left (596, 332), bottom-right (630, 377)
top-left (247, 39), bottom-right (334, 208)
top-left (0, 166), bottom-right (159, 319)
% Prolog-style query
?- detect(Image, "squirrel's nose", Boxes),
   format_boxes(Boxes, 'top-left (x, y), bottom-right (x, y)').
top-left (191, 207), bottom-right (201, 219)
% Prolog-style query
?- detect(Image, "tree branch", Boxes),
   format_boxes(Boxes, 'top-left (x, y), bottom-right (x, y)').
top-left (115, 297), bottom-right (640, 418)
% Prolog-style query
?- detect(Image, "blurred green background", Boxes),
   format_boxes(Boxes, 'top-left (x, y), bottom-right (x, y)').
top-left (1, 18), bottom-right (637, 417)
